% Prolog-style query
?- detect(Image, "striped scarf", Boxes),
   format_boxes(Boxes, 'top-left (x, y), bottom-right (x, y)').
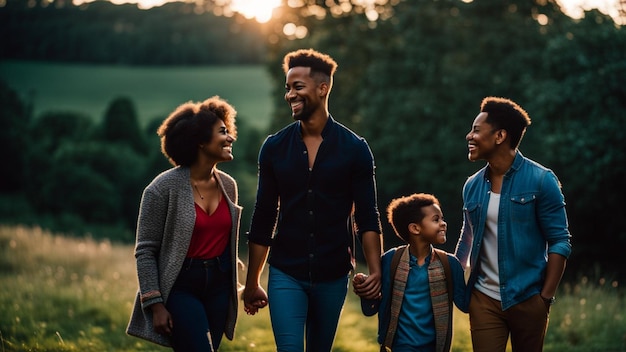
top-left (428, 248), bottom-right (451, 352)
top-left (382, 246), bottom-right (452, 352)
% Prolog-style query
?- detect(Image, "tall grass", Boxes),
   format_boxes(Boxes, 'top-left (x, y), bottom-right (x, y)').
top-left (0, 226), bottom-right (624, 351)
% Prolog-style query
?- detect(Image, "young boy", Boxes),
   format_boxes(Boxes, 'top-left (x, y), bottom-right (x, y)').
top-left (353, 193), bottom-right (468, 352)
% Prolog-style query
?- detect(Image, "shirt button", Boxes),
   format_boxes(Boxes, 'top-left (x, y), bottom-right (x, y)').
top-left (309, 211), bottom-right (313, 215)
top-left (310, 233), bottom-right (314, 237)
top-left (309, 253), bottom-right (314, 258)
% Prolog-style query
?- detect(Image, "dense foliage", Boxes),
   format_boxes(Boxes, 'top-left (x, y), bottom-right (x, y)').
top-left (1, 0), bottom-right (625, 281)
top-left (264, 0), bottom-right (626, 280)
top-left (0, 0), bottom-right (268, 65)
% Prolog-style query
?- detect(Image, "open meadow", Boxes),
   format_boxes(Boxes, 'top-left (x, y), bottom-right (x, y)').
top-left (1, 226), bottom-right (624, 351)
top-left (0, 60), bottom-right (273, 131)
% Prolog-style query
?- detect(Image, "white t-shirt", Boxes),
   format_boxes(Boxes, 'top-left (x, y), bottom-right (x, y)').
top-left (476, 192), bottom-right (501, 301)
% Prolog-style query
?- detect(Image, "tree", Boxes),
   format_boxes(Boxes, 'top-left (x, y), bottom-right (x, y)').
top-left (25, 111), bottom-right (96, 209)
top-left (525, 10), bottom-right (626, 273)
top-left (100, 96), bottom-right (148, 155)
top-left (0, 80), bottom-right (31, 192)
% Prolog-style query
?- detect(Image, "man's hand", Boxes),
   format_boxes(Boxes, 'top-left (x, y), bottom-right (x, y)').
top-left (353, 272), bottom-right (381, 299)
top-left (243, 285), bottom-right (268, 315)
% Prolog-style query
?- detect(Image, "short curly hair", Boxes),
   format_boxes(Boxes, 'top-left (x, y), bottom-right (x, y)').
top-left (157, 96), bottom-right (237, 166)
top-left (387, 193), bottom-right (440, 242)
top-left (480, 96), bottom-right (531, 150)
top-left (283, 48), bottom-right (338, 88)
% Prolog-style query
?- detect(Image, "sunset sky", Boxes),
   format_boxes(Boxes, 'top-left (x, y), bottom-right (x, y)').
top-left (74, 0), bottom-right (623, 24)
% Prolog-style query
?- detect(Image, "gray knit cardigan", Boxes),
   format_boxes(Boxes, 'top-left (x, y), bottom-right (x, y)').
top-left (126, 166), bottom-right (242, 347)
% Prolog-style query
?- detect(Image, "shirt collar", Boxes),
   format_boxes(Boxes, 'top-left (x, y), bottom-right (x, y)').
top-left (408, 245), bottom-right (433, 267)
top-left (296, 115), bottom-right (335, 139)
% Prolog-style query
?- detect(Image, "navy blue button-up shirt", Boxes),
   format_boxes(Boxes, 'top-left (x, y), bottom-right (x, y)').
top-left (248, 116), bottom-right (382, 282)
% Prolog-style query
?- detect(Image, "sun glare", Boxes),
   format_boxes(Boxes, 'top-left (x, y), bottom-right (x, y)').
top-left (70, 0), bottom-right (622, 25)
top-left (230, 0), bottom-right (281, 23)
top-left (558, 0), bottom-right (623, 21)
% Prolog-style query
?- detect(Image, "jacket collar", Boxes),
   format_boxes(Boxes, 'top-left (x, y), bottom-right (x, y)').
top-left (482, 150), bottom-right (525, 181)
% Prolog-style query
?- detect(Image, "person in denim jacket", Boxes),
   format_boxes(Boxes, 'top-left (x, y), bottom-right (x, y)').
top-left (454, 96), bottom-right (572, 351)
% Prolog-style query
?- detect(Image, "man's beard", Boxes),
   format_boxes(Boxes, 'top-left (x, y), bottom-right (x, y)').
top-left (293, 103), bottom-right (313, 122)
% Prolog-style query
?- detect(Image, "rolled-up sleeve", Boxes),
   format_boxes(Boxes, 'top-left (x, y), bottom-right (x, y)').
top-left (539, 170), bottom-right (572, 259)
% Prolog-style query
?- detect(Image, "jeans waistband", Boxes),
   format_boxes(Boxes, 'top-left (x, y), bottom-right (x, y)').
top-left (183, 257), bottom-right (220, 268)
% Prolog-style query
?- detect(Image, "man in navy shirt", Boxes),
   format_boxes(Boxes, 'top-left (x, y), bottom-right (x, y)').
top-left (243, 48), bottom-right (383, 352)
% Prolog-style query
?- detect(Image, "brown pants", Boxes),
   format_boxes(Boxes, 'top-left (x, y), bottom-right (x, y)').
top-left (468, 289), bottom-right (550, 352)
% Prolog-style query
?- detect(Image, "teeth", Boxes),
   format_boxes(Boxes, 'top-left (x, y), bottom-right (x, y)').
top-left (291, 102), bottom-right (302, 108)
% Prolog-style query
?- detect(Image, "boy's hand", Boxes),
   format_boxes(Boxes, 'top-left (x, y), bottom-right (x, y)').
top-left (353, 272), bottom-right (381, 316)
top-left (352, 272), bottom-right (367, 297)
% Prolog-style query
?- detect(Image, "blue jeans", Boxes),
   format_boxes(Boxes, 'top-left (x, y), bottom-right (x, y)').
top-left (268, 266), bottom-right (349, 352)
top-left (166, 258), bottom-right (231, 352)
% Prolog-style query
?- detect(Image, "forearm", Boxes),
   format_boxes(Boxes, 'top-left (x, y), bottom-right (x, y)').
top-left (541, 253), bottom-right (567, 298)
top-left (361, 230), bottom-right (382, 275)
top-left (245, 242), bottom-right (269, 288)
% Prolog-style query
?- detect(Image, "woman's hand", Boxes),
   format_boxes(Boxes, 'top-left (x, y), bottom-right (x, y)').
top-left (151, 303), bottom-right (173, 335)
top-left (243, 285), bottom-right (268, 315)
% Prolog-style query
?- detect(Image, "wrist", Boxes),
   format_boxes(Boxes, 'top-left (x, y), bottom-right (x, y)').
top-left (540, 295), bottom-right (556, 305)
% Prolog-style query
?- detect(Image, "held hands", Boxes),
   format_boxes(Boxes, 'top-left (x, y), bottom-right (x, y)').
top-left (151, 302), bottom-right (173, 336)
top-left (352, 272), bottom-right (382, 300)
top-left (243, 285), bottom-right (268, 315)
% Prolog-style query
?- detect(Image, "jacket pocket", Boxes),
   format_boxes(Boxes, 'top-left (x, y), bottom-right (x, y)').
top-left (464, 202), bottom-right (480, 220)
top-left (509, 193), bottom-right (537, 223)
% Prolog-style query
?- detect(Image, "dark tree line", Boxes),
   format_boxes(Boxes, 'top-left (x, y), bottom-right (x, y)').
top-left (0, 0), bottom-right (268, 65)
top-left (0, 80), bottom-right (263, 242)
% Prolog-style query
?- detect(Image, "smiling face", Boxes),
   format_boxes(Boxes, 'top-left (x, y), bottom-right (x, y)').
top-left (414, 204), bottom-right (447, 245)
top-left (201, 119), bottom-right (235, 163)
top-left (284, 66), bottom-right (325, 121)
top-left (466, 112), bottom-right (499, 162)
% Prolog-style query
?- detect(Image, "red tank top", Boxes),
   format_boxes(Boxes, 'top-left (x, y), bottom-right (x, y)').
top-left (186, 196), bottom-right (231, 259)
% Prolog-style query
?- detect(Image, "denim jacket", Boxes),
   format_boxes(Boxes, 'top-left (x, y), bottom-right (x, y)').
top-left (455, 152), bottom-right (571, 310)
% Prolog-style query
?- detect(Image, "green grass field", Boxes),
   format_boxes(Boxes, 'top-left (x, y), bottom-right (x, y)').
top-left (0, 60), bottom-right (274, 130)
top-left (1, 226), bottom-right (624, 351)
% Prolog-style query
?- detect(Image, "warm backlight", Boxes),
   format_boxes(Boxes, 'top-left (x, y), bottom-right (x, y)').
top-left (229, 0), bottom-right (281, 23)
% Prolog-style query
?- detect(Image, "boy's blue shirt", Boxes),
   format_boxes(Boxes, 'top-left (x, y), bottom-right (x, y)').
top-left (455, 151), bottom-right (572, 310)
top-left (376, 247), bottom-right (468, 347)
